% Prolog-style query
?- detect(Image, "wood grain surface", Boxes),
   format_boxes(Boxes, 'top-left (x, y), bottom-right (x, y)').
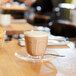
top-left (0, 39), bottom-right (76, 76)
top-left (0, 23), bottom-right (37, 35)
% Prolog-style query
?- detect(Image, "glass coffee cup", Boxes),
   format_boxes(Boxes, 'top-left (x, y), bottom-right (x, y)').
top-left (24, 30), bottom-right (49, 60)
top-left (15, 30), bottom-right (49, 61)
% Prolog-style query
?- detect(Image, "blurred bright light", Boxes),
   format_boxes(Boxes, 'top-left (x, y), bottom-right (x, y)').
top-left (20, 3), bottom-right (26, 8)
top-left (14, 2), bottom-right (19, 5)
top-left (59, 3), bottom-right (76, 9)
top-left (6, 3), bottom-right (11, 7)
top-left (36, 6), bottom-right (42, 11)
top-left (55, 7), bottom-right (60, 12)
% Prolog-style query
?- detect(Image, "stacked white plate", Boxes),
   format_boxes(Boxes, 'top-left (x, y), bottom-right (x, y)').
top-left (18, 35), bottom-right (75, 48)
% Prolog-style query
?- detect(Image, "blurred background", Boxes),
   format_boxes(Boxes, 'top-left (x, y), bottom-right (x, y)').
top-left (0, 0), bottom-right (76, 38)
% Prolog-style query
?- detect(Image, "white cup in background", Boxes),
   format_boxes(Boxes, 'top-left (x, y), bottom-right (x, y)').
top-left (0, 14), bottom-right (11, 27)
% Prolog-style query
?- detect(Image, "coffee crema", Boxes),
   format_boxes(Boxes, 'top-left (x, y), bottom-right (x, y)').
top-left (24, 31), bottom-right (49, 37)
top-left (24, 31), bottom-right (49, 56)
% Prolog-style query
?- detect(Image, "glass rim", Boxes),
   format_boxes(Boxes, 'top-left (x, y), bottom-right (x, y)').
top-left (24, 30), bottom-right (50, 37)
top-left (24, 30), bottom-right (50, 32)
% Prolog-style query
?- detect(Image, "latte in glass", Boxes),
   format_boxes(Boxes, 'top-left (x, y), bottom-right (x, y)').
top-left (24, 31), bottom-right (49, 56)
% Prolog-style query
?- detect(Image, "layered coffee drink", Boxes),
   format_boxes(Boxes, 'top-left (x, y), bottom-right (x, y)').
top-left (0, 29), bottom-right (6, 47)
top-left (24, 31), bottom-right (49, 56)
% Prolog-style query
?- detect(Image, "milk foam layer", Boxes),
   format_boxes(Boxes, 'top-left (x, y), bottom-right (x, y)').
top-left (24, 31), bottom-right (49, 37)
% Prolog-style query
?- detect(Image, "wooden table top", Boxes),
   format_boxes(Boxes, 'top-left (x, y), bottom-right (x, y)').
top-left (0, 39), bottom-right (76, 76)
top-left (0, 22), bottom-right (37, 35)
